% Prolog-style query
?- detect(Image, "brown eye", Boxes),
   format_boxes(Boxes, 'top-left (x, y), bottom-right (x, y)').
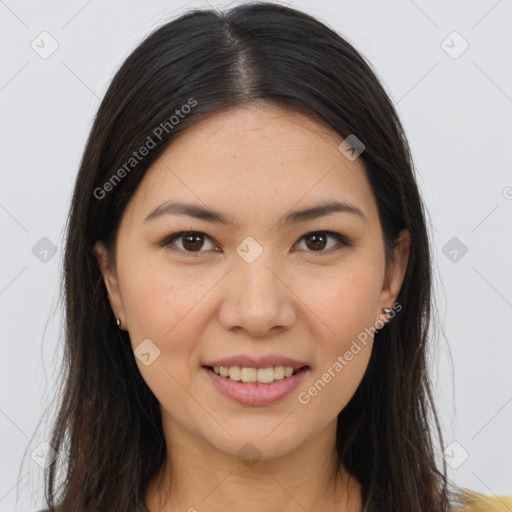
top-left (181, 233), bottom-right (205, 251)
top-left (162, 230), bottom-right (349, 256)
top-left (295, 231), bottom-right (349, 253)
top-left (304, 233), bottom-right (328, 251)
top-left (163, 231), bottom-right (217, 254)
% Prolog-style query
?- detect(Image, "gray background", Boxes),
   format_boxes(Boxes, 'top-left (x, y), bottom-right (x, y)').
top-left (1, 0), bottom-right (511, 510)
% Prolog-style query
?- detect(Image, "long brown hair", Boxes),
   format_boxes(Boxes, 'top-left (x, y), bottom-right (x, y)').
top-left (37, 3), bottom-right (464, 510)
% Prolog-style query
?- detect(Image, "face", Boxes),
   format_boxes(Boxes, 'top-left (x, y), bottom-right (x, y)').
top-left (95, 102), bottom-right (409, 463)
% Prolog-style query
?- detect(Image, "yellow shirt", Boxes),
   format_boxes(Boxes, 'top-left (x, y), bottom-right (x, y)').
top-left (454, 488), bottom-right (512, 511)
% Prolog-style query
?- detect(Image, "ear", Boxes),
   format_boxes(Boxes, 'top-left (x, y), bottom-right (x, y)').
top-left (375, 229), bottom-right (410, 324)
top-left (94, 240), bottom-right (127, 330)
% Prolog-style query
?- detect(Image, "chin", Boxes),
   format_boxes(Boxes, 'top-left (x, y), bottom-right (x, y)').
top-left (200, 418), bottom-right (308, 463)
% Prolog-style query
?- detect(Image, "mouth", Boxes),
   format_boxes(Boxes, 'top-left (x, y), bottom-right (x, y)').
top-left (202, 364), bottom-right (309, 384)
top-left (202, 364), bottom-right (310, 406)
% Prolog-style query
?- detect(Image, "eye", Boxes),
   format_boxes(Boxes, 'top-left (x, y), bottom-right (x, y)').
top-left (161, 230), bottom-right (350, 256)
top-left (162, 231), bottom-right (218, 255)
top-left (294, 231), bottom-right (350, 254)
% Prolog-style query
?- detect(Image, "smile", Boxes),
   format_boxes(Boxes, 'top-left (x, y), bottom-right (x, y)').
top-left (202, 365), bottom-right (310, 406)
top-left (205, 365), bottom-right (304, 384)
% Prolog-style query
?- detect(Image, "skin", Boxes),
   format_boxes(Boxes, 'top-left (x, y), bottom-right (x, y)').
top-left (95, 101), bottom-right (410, 512)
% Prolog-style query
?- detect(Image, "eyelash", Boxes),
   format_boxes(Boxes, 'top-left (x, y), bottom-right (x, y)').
top-left (160, 230), bottom-right (351, 256)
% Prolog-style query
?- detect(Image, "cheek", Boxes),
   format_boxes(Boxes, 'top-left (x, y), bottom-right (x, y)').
top-left (299, 258), bottom-right (383, 343)
top-left (118, 247), bottom-right (211, 343)
top-left (122, 268), bottom-right (204, 417)
top-left (300, 320), bottom-right (374, 422)
top-left (114, 257), bottom-right (198, 398)
top-left (297, 330), bottom-right (373, 426)
top-left (294, 259), bottom-right (381, 414)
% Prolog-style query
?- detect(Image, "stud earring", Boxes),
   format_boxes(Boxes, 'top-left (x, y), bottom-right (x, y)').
top-left (116, 317), bottom-right (122, 328)
top-left (383, 307), bottom-right (392, 322)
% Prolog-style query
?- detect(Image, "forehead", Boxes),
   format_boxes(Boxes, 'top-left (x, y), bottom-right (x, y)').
top-left (124, 102), bottom-right (378, 229)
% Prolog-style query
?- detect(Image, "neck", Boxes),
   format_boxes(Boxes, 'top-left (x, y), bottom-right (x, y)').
top-left (145, 415), bottom-right (362, 512)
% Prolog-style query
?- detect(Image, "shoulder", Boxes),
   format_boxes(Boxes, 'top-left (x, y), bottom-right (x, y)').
top-left (452, 488), bottom-right (512, 511)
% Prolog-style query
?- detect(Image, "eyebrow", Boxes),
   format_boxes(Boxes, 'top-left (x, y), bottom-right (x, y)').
top-left (144, 199), bottom-right (367, 227)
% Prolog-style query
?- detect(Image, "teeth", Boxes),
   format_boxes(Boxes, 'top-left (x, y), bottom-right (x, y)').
top-left (211, 365), bottom-right (301, 384)
top-left (241, 367), bottom-right (257, 383)
top-left (228, 366), bottom-right (241, 381)
top-left (273, 366), bottom-right (285, 380)
top-left (257, 367), bottom-right (274, 383)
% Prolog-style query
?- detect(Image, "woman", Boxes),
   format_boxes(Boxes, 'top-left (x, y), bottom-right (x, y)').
top-left (36, 2), bottom-right (509, 511)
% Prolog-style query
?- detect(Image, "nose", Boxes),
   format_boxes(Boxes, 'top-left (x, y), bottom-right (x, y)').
top-left (218, 252), bottom-right (296, 338)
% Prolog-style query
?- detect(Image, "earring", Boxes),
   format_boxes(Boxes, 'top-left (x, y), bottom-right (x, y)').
top-left (116, 317), bottom-right (122, 328)
top-left (383, 307), bottom-right (392, 322)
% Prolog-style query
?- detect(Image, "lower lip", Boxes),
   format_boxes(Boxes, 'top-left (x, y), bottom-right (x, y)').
top-left (202, 366), bottom-right (309, 406)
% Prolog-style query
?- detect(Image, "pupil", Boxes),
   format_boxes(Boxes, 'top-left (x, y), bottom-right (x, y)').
top-left (183, 233), bottom-right (203, 251)
top-left (307, 233), bottom-right (326, 250)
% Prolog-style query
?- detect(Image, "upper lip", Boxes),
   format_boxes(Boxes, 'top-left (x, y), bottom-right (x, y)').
top-left (203, 355), bottom-right (309, 369)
